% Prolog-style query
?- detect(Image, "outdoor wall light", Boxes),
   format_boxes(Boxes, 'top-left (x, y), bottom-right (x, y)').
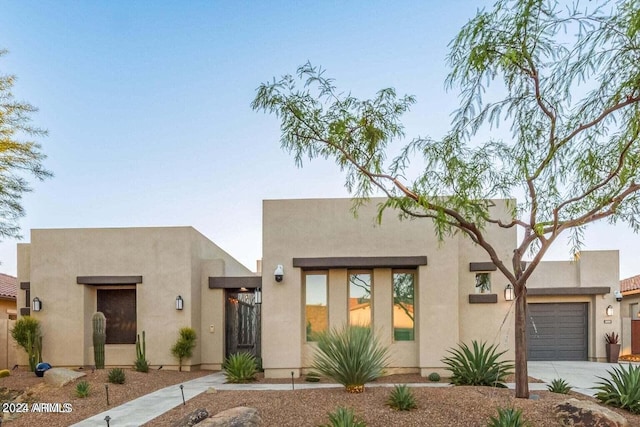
top-left (274, 264), bottom-right (284, 282)
top-left (254, 288), bottom-right (262, 304)
top-left (32, 297), bottom-right (42, 312)
top-left (606, 305), bottom-right (614, 316)
top-left (504, 284), bottom-right (515, 301)
top-left (175, 295), bottom-right (184, 311)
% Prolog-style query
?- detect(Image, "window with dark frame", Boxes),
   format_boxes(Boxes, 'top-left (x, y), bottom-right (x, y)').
top-left (393, 271), bottom-right (415, 341)
top-left (304, 272), bottom-right (328, 341)
top-left (97, 289), bottom-right (137, 344)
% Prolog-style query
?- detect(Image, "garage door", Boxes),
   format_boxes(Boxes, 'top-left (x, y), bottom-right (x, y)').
top-left (527, 303), bottom-right (588, 361)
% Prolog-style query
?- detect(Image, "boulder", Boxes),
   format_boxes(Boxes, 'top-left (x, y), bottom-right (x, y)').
top-left (170, 408), bottom-right (209, 427)
top-left (200, 407), bottom-right (262, 426)
top-left (43, 368), bottom-right (86, 387)
top-left (554, 398), bottom-right (629, 427)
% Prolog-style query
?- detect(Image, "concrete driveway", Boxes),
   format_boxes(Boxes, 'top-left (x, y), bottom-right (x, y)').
top-left (527, 361), bottom-right (639, 396)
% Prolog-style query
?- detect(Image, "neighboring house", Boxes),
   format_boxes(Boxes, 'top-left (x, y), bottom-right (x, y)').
top-left (620, 274), bottom-right (640, 355)
top-left (0, 273), bottom-right (17, 320)
top-left (16, 198), bottom-right (621, 374)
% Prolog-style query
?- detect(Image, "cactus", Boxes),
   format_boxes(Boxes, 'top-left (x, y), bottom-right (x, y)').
top-left (92, 312), bottom-right (106, 369)
top-left (134, 330), bottom-right (149, 372)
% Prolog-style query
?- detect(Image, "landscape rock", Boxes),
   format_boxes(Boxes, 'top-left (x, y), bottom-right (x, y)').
top-left (554, 398), bottom-right (629, 427)
top-left (201, 406), bottom-right (262, 426)
top-left (170, 408), bottom-right (210, 427)
top-left (43, 368), bottom-right (86, 387)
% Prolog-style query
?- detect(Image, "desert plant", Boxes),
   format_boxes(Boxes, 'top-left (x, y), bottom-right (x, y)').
top-left (428, 372), bottom-right (441, 382)
top-left (387, 384), bottom-right (417, 411)
top-left (594, 363), bottom-right (640, 414)
top-left (171, 327), bottom-right (197, 371)
top-left (305, 371), bottom-right (321, 382)
top-left (547, 378), bottom-right (571, 394)
top-left (312, 324), bottom-right (389, 393)
top-left (487, 407), bottom-right (530, 427)
top-left (75, 380), bottom-right (90, 398)
top-left (107, 367), bottom-right (126, 384)
top-left (92, 312), bottom-right (106, 369)
top-left (10, 316), bottom-right (43, 371)
top-left (134, 331), bottom-right (149, 373)
top-left (605, 332), bottom-right (620, 344)
top-left (223, 352), bottom-right (258, 383)
top-left (320, 406), bottom-right (367, 427)
top-left (0, 369), bottom-right (10, 378)
top-left (442, 341), bottom-right (513, 388)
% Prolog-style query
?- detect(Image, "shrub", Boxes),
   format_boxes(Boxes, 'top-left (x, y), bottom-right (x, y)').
top-left (10, 316), bottom-right (43, 372)
top-left (0, 369), bottom-right (10, 378)
top-left (312, 324), bottom-right (389, 393)
top-left (594, 363), bottom-right (640, 414)
top-left (547, 378), bottom-right (571, 394)
top-left (171, 327), bottom-right (197, 372)
top-left (387, 384), bottom-right (417, 411)
top-left (305, 371), bottom-right (321, 382)
top-left (320, 406), bottom-right (366, 427)
top-left (75, 380), bottom-right (90, 398)
top-left (487, 407), bottom-right (530, 427)
top-left (428, 372), bottom-right (441, 382)
top-left (441, 340), bottom-right (513, 388)
top-left (223, 352), bottom-right (258, 383)
top-left (107, 368), bottom-right (126, 384)
top-left (134, 331), bottom-right (149, 373)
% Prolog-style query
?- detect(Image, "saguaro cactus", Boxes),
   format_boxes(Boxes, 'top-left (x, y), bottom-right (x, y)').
top-left (134, 330), bottom-right (149, 372)
top-left (92, 312), bottom-right (106, 369)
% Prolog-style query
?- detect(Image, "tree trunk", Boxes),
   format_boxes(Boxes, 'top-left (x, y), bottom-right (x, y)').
top-left (514, 284), bottom-right (529, 398)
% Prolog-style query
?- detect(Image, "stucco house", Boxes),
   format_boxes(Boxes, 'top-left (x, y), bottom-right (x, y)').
top-left (620, 274), bottom-right (640, 356)
top-left (0, 273), bottom-right (17, 320)
top-left (15, 198), bottom-right (621, 375)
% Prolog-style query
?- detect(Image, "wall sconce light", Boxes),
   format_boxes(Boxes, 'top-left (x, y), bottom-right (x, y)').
top-left (254, 288), bottom-right (262, 304)
top-left (32, 297), bottom-right (42, 312)
top-left (274, 264), bottom-right (284, 282)
top-left (175, 295), bottom-right (184, 311)
top-left (606, 305), bottom-right (613, 316)
top-left (504, 284), bottom-right (515, 301)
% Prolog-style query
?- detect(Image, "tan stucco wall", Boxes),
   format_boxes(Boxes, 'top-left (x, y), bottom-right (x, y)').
top-left (0, 298), bottom-right (16, 319)
top-left (262, 198), bottom-right (519, 378)
top-left (17, 226), bottom-right (253, 370)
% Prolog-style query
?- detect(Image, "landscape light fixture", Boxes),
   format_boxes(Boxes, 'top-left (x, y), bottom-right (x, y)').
top-left (175, 295), bottom-right (184, 311)
top-left (504, 284), bottom-right (515, 301)
top-left (254, 288), bottom-right (262, 304)
top-left (32, 297), bottom-right (42, 312)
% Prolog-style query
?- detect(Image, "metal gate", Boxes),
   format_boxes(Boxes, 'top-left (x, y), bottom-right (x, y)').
top-left (225, 289), bottom-right (261, 361)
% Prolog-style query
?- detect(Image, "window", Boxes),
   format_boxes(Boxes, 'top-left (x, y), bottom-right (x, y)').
top-left (393, 271), bottom-right (415, 341)
top-left (475, 273), bottom-right (491, 294)
top-left (97, 289), bottom-right (137, 344)
top-left (349, 272), bottom-right (372, 327)
top-left (305, 272), bottom-right (328, 341)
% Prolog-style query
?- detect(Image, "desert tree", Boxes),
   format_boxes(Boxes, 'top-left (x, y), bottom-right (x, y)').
top-left (252, 0), bottom-right (640, 398)
top-left (0, 49), bottom-right (51, 241)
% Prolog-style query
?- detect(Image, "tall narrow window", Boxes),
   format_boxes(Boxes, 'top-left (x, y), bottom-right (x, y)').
top-left (305, 272), bottom-right (328, 341)
top-left (393, 271), bottom-right (415, 341)
top-left (475, 273), bottom-right (491, 294)
top-left (349, 272), bottom-right (372, 327)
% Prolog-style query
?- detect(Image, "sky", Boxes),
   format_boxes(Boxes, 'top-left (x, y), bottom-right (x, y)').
top-left (0, 1), bottom-right (638, 281)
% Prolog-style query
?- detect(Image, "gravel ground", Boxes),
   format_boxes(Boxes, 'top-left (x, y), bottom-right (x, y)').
top-left (2, 368), bottom-right (640, 426)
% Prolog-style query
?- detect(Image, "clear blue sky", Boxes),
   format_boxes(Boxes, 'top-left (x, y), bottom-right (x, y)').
top-left (0, 1), bottom-right (637, 280)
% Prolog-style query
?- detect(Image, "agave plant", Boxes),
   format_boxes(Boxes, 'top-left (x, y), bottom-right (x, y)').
top-left (320, 406), bottom-right (367, 427)
top-left (547, 378), bottom-right (571, 394)
top-left (594, 363), bottom-right (640, 414)
top-left (223, 352), bottom-right (258, 383)
top-left (487, 407), bottom-right (530, 427)
top-left (312, 324), bottom-right (389, 393)
top-left (387, 384), bottom-right (417, 411)
top-left (441, 340), bottom-right (513, 388)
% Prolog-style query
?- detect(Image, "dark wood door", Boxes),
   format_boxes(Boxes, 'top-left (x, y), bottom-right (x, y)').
top-left (225, 290), bottom-right (261, 361)
top-left (632, 320), bottom-right (640, 354)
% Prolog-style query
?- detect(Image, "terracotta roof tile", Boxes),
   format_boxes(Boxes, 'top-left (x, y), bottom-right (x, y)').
top-left (0, 273), bottom-right (17, 300)
top-left (621, 274), bottom-right (640, 293)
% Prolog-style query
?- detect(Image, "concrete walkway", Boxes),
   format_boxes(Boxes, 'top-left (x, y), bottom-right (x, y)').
top-left (72, 361), bottom-right (632, 426)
